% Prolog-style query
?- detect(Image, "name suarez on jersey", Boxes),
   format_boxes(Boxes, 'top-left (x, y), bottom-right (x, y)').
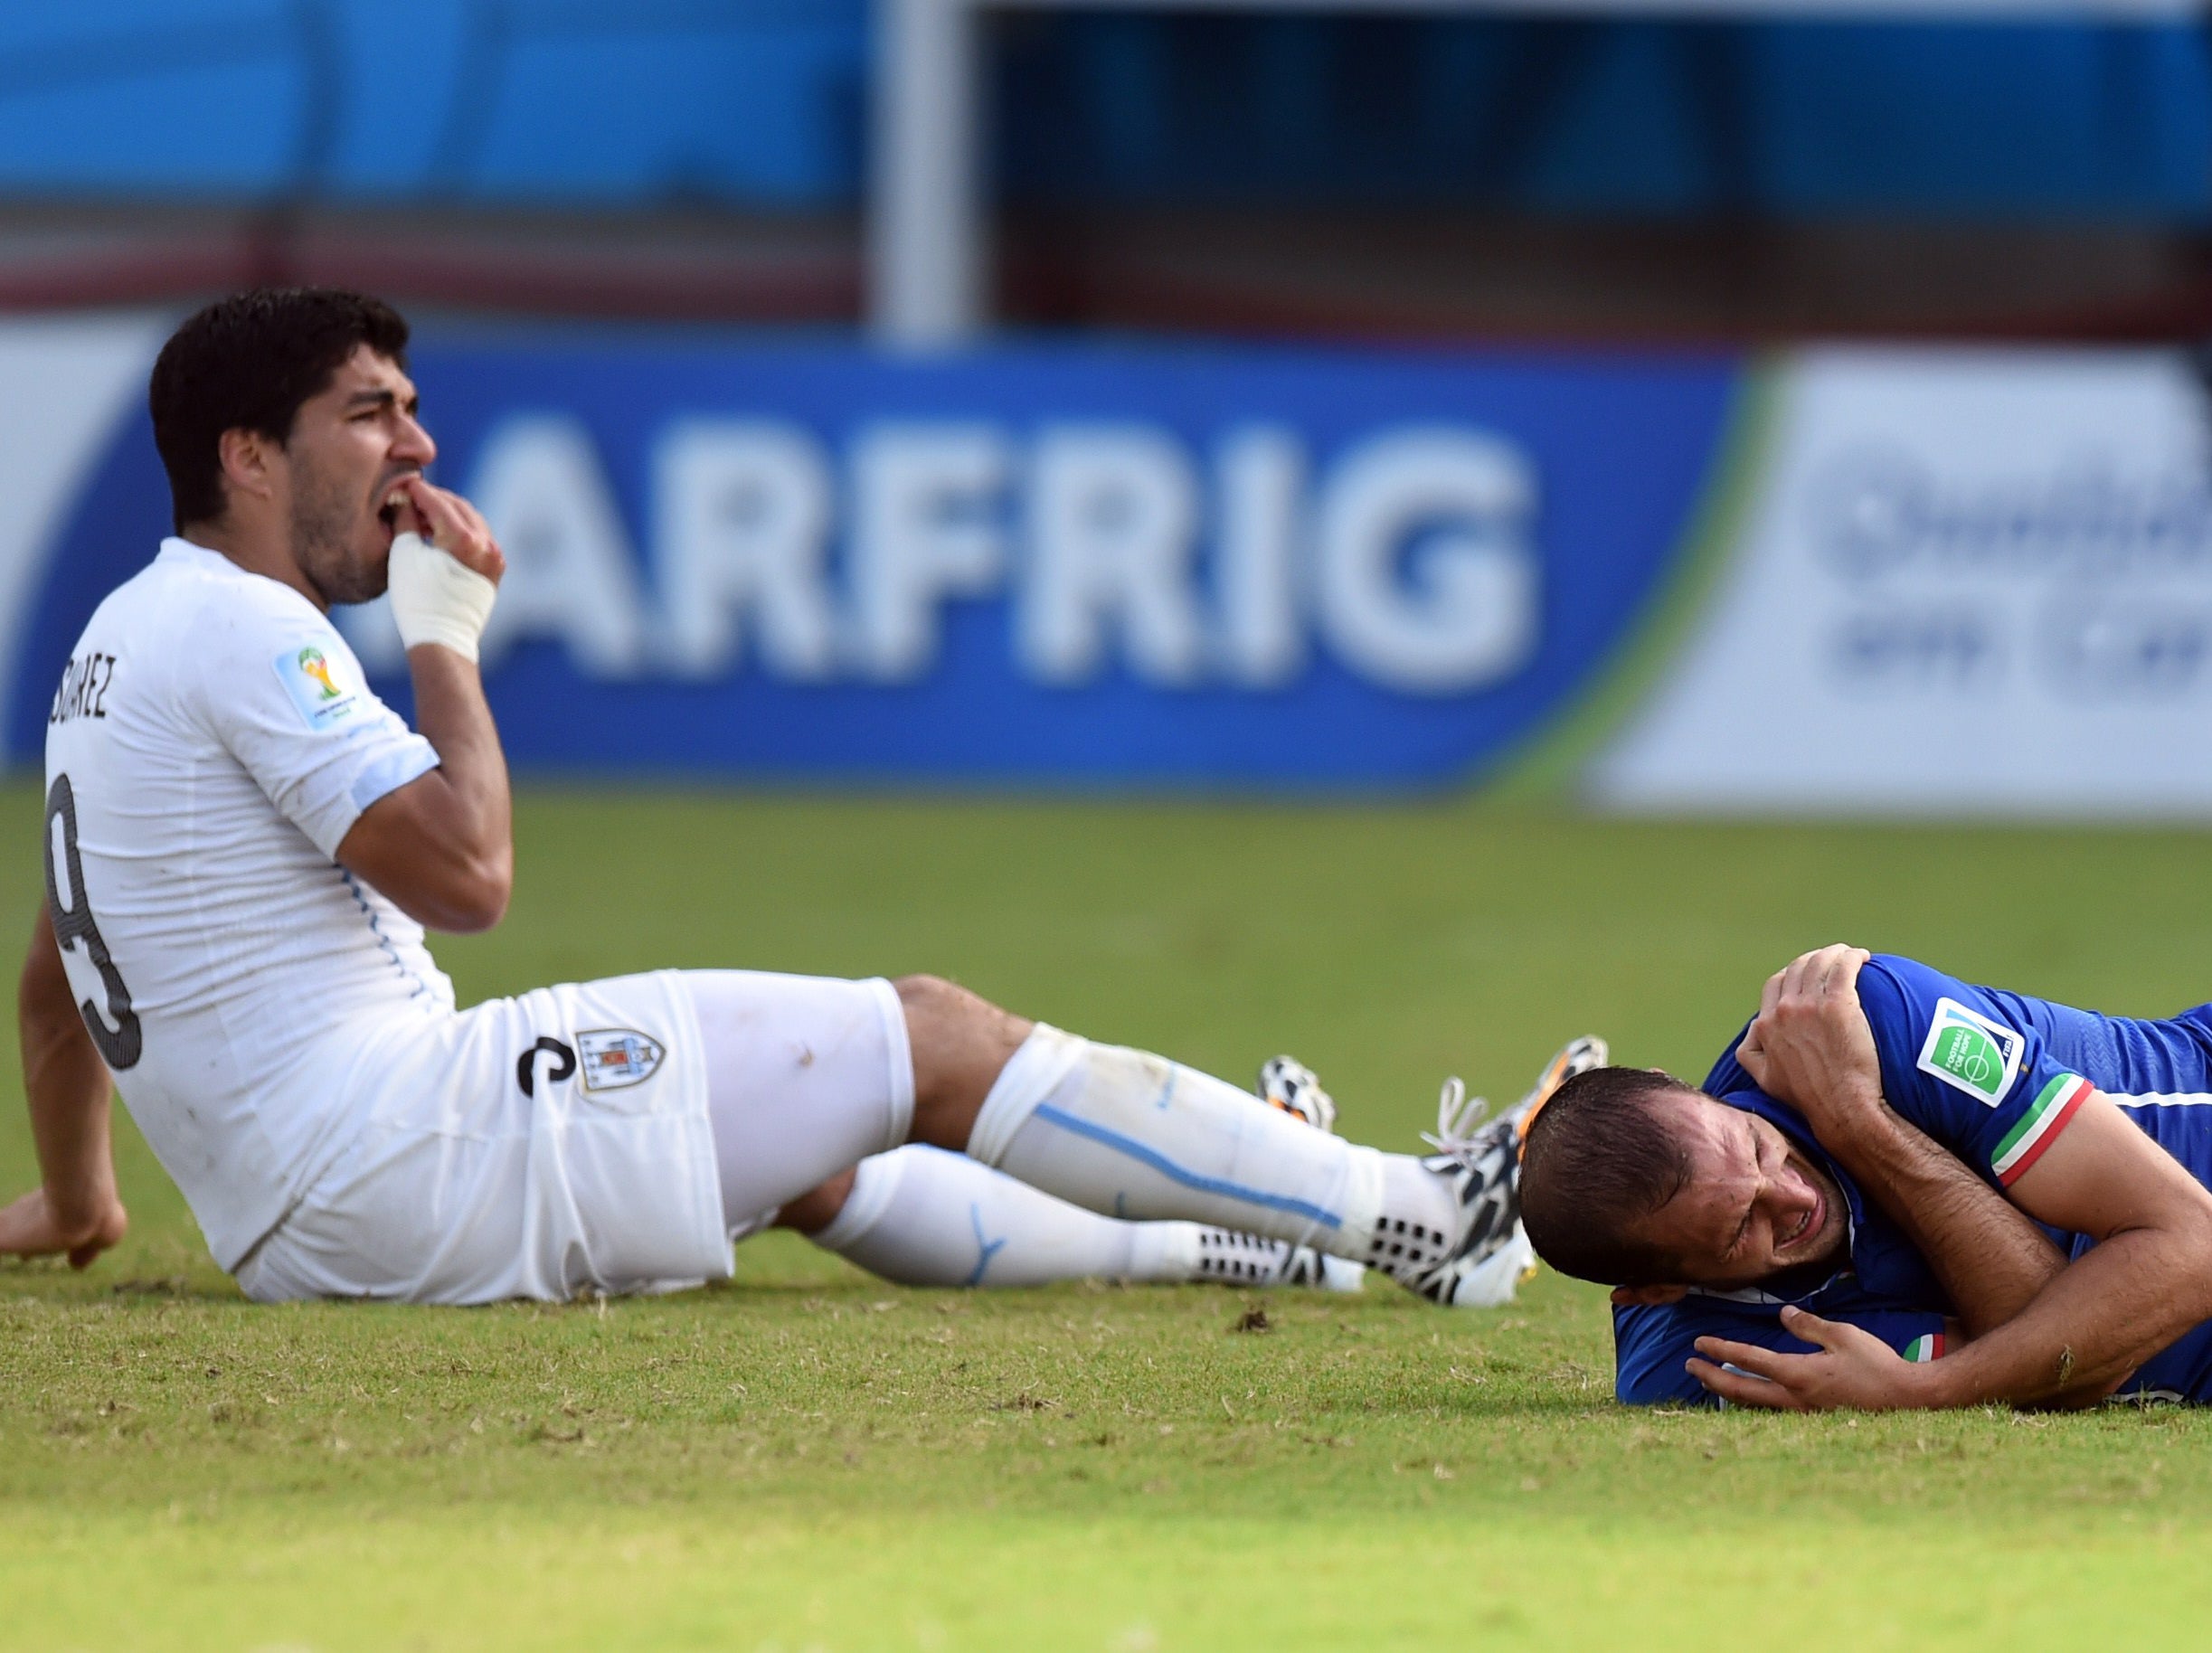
top-left (49, 650), bottom-right (118, 726)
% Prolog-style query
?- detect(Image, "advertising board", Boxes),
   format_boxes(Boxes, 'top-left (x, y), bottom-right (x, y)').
top-left (4, 319), bottom-right (2208, 815)
top-left (1592, 349), bottom-right (2212, 817)
top-left (1, 326), bottom-right (1735, 791)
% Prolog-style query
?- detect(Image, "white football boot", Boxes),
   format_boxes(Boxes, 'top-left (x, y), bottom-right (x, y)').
top-left (1508, 1034), bottom-right (1610, 1151)
top-left (1378, 1035), bottom-right (1611, 1308)
top-left (1257, 1053), bottom-right (1338, 1135)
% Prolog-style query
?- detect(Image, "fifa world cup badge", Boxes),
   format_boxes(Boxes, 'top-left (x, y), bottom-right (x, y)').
top-left (273, 641), bottom-right (362, 732)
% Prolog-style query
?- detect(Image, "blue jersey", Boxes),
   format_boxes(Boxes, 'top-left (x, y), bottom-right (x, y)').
top-left (1614, 954), bottom-right (2212, 1406)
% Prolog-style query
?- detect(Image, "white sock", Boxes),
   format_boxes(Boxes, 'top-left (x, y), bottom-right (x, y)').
top-left (810, 1145), bottom-right (1204, 1287)
top-left (1375, 1153), bottom-right (1468, 1277)
top-left (966, 1025), bottom-right (1417, 1262)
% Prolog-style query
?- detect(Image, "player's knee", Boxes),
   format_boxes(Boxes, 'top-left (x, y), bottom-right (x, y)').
top-left (894, 973), bottom-right (1023, 1054)
top-left (892, 973), bottom-right (969, 1030)
top-left (894, 975), bottom-right (965, 1103)
top-left (893, 975), bottom-right (1033, 1148)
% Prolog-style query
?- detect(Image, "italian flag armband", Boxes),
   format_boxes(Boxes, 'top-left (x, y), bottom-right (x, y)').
top-left (1992, 1073), bottom-right (2094, 1187)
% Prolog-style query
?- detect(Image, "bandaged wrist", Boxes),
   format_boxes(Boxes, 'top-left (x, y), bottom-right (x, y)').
top-left (387, 532), bottom-right (497, 664)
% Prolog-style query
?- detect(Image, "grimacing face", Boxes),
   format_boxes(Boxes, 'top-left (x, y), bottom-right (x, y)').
top-left (278, 345), bottom-right (436, 608)
top-left (1628, 1089), bottom-right (1850, 1289)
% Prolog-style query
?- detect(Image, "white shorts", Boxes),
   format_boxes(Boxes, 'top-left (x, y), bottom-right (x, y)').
top-left (688, 970), bottom-right (914, 1242)
top-left (234, 968), bottom-right (911, 1305)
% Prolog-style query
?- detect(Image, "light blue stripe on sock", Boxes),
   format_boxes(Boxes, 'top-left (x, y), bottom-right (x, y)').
top-left (1030, 1103), bottom-right (1343, 1230)
top-left (964, 1203), bottom-right (1007, 1287)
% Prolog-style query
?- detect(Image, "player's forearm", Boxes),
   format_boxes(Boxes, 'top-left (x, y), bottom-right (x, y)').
top-left (402, 644), bottom-right (513, 916)
top-left (27, 1044), bottom-right (118, 1233)
top-left (1824, 1104), bottom-right (2067, 1341)
top-left (18, 909), bottom-right (118, 1231)
top-left (1919, 1225), bottom-right (2212, 1407)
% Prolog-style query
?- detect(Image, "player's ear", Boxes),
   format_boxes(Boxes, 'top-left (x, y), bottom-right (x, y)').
top-left (1610, 1283), bottom-right (1690, 1307)
top-left (217, 427), bottom-right (278, 505)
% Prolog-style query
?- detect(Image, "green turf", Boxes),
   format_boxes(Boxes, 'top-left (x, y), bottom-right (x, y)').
top-left (6, 782), bottom-right (2212, 1651)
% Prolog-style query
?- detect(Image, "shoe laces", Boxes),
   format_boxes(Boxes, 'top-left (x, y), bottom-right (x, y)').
top-left (1420, 1076), bottom-right (1494, 1157)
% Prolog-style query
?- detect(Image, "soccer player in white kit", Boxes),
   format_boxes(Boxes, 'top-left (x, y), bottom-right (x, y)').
top-left (6, 289), bottom-right (1546, 1308)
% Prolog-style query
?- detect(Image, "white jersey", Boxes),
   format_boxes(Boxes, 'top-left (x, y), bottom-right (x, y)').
top-left (43, 538), bottom-right (449, 1269)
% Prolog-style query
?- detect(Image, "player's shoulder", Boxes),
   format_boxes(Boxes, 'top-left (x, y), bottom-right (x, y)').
top-left (1612, 1295), bottom-right (1766, 1406)
top-left (151, 539), bottom-right (318, 618)
top-left (139, 541), bottom-right (349, 665)
top-left (1703, 955), bottom-right (1961, 1093)
top-left (90, 541), bottom-right (372, 735)
top-left (1856, 953), bottom-right (2039, 1082)
top-left (60, 543), bottom-right (248, 704)
top-left (1612, 1299), bottom-right (1703, 1405)
top-left (1855, 953), bottom-right (1996, 1052)
top-left (1858, 952), bottom-right (1952, 1010)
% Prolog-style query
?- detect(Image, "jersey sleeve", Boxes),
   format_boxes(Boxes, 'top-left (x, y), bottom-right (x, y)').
top-left (1614, 1299), bottom-right (1951, 1407)
top-left (188, 599), bottom-right (438, 860)
top-left (1858, 956), bottom-right (2096, 1190)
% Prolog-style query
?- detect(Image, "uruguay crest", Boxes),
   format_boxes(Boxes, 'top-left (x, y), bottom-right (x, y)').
top-left (577, 1027), bottom-right (665, 1092)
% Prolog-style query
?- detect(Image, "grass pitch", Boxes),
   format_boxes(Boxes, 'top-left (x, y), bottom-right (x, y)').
top-left (6, 783), bottom-right (2212, 1651)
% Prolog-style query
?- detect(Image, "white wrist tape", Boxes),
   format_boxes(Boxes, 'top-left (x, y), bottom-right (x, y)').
top-left (387, 532), bottom-right (497, 664)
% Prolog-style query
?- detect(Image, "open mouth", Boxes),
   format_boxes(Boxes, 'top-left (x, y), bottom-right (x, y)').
top-left (1782, 1188), bottom-right (1823, 1251)
top-left (375, 483), bottom-right (411, 541)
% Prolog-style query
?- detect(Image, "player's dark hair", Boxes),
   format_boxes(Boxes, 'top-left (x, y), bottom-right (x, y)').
top-left (1519, 1065), bottom-right (1698, 1287)
top-left (149, 288), bottom-right (411, 532)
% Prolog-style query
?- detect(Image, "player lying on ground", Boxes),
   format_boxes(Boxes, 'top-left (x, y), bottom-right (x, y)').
top-left (5, 287), bottom-right (1555, 1309)
top-left (1517, 945), bottom-right (2212, 1410)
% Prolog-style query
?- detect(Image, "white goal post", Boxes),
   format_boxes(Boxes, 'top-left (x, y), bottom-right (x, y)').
top-left (868, 0), bottom-right (2210, 348)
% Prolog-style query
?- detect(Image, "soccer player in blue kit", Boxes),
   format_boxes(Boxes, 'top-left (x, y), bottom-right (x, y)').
top-left (1517, 945), bottom-right (2212, 1409)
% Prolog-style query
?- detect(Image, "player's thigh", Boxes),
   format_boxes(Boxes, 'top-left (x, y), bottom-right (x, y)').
top-left (685, 968), bottom-right (916, 1233)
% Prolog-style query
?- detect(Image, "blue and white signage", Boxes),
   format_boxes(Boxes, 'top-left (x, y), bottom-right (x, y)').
top-left (1589, 349), bottom-right (2212, 817)
top-left (21, 321), bottom-right (2205, 814)
top-left (3, 330), bottom-right (1736, 790)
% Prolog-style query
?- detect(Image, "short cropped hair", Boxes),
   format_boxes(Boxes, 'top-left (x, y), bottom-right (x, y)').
top-left (1520, 1065), bottom-right (1697, 1287)
top-left (149, 288), bottom-right (411, 531)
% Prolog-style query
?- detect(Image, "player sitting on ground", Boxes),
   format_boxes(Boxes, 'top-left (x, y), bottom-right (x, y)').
top-left (1517, 945), bottom-right (2212, 1410)
top-left (6, 287), bottom-right (1546, 1310)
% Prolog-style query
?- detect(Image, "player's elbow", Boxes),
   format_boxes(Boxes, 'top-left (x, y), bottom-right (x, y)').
top-left (435, 852), bottom-right (512, 934)
top-left (345, 846), bottom-right (510, 933)
top-left (397, 848), bottom-right (511, 933)
top-left (2135, 1192), bottom-right (2212, 1330)
top-left (2177, 1204), bottom-right (2212, 1315)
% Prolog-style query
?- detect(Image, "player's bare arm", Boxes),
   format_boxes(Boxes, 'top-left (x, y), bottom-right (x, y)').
top-left (1731, 945), bottom-right (2067, 1339)
top-left (1, 902), bottom-right (127, 1267)
top-left (336, 476), bottom-right (513, 933)
top-left (1908, 1097), bottom-right (2212, 1403)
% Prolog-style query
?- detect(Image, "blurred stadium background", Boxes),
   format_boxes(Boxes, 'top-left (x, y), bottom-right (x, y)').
top-left (1, 0), bottom-right (2210, 811)
top-left (10, 6), bottom-right (2212, 1648)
